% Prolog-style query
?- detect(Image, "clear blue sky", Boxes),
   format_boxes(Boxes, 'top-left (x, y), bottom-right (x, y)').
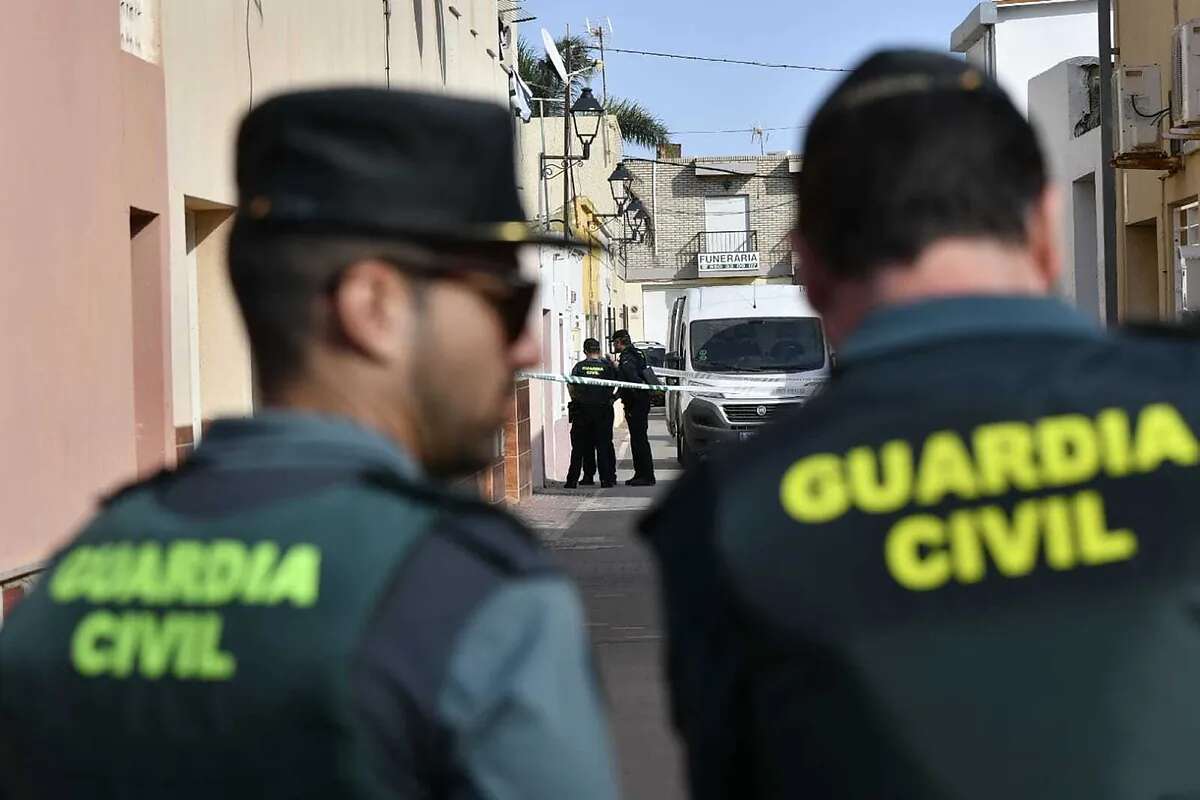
top-left (522, 0), bottom-right (976, 157)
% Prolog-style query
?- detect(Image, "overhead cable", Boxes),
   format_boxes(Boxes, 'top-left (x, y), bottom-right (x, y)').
top-left (588, 45), bottom-right (849, 73)
top-left (624, 156), bottom-right (797, 178)
top-left (668, 125), bottom-right (809, 135)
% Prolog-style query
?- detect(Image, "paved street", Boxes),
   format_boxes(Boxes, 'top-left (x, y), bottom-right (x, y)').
top-left (515, 409), bottom-right (687, 799)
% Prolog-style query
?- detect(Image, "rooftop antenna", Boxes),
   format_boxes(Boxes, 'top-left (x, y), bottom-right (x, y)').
top-left (751, 125), bottom-right (767, 156)
top-left (587, 16), bottom-right (613, 165)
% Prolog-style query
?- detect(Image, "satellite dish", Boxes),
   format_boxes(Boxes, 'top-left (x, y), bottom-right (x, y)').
top-left (541, 28), bottom-right (569, 84)
top-left (509, 72), bottom-right (532, 122)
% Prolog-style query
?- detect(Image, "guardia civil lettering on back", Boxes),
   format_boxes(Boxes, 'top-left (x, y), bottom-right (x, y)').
top-left (564, 338), bottom-right (618, 489)
top-left (0, 89), bottom-right (618, 800)
top-left (642, 50), bottom-right (1200, 800)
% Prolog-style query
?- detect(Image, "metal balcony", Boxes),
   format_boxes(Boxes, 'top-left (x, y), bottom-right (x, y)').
top-left (700, 230), bottom-right (758, 254)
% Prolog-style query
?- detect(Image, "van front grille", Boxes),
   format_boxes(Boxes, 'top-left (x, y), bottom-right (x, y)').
top-left (722, 403), bottom-right (797, 424)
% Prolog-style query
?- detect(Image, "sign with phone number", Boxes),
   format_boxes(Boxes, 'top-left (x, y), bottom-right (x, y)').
top-left (698, 251), bottom-right (760, 274)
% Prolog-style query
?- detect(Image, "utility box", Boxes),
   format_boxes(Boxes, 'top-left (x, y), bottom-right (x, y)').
top-left (1173, 21), bottom-right (1200, 126)
top-left (1119, 65), bottom-right (1164, 152)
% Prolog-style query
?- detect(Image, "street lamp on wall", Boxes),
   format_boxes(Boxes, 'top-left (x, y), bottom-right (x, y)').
top-left (607, 161), bottom-right (636, 213)
top-left (570, 87), bottom-right (605, 160)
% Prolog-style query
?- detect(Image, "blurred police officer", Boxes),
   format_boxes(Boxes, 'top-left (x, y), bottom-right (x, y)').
top-left (0, 89), bottom-right (618, 800)
top-left (610, 330), bottom-right (657, 486)
top-left (642, 50), bottom-right (1200, 800)
top-left (565, 338), bottom-right (618, 489)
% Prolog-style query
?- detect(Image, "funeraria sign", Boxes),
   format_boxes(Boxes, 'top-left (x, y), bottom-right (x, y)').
top-left (698, 251), bottom-right (761, 273)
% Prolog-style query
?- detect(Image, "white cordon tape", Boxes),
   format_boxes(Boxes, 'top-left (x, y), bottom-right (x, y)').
top-left (518, 371), bottom-right (806, 399)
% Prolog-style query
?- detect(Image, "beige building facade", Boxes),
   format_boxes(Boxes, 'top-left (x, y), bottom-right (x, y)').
top-left (1113, 1), bottom-right (1200, 320)
top-left (1, 0), bottom-right (527, 615)
top-left (165, 0), bottom-right (519, 455)
top-left (515, 114), bottom-right (636, 487)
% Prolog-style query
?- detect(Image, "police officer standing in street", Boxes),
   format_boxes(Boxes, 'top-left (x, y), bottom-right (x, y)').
top-left (565, 338), bottom-right (618, 489)
top-left (0, 89), bottom-right (618, 800)
top-left (610, 330), bottom-right (657, 486)
top-left (643, 50), bottom-right (1200, 799)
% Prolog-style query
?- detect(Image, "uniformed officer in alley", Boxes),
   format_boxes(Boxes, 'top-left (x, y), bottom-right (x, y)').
top-left (642, 50), bottom-right (1200, 800)
top-left (610, 330), bottom-right (657, 486)
top-left (0, 89), bottom-right (618, 800)
top-left (565, 338), bottom-right (618, 489)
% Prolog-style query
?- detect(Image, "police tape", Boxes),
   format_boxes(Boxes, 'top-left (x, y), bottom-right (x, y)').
top-left (518, 371), bottom-right (788, 399)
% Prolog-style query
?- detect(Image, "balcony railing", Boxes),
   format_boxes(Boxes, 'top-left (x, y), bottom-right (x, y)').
top-left (701, 230), bottom-right (758, 253)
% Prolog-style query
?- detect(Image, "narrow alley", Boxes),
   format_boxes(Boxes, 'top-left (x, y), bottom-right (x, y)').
top-left (515, 410), bottom-right (687, 800)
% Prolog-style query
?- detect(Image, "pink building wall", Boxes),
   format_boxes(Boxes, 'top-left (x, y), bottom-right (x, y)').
top-left (0, 3), bottom-right (172, 582)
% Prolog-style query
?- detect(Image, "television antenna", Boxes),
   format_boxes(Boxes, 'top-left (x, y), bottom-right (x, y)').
top-left (751, 125), bottom-right (768, 156)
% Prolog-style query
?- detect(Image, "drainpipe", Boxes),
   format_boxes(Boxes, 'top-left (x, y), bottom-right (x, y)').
top-left (1099, 0), bottom-right (1119, 325)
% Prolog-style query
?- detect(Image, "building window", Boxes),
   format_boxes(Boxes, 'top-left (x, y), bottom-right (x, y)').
top-left (704, 195), bottom-right (751, 253)
top-left (1173, 202), bottom-right (1200, 318)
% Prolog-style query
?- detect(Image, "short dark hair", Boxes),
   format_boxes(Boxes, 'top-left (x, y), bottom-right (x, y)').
top-left (227, 224), bottom-right (438, 394)
top-left (797, 50), bottom-right (1047, 280)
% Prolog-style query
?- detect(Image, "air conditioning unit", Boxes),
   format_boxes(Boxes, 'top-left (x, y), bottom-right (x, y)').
top-left (1173, 21), bottom-right (1200, 126)
top-left (1118, 66), bottom-right (1164, 153)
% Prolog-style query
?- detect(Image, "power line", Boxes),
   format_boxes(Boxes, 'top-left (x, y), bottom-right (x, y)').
top-left (588, 45), bottom-right (849, 73)
top-left (245, 0), bottom-right (255, 109)
top-left (651, 199), bottom-right (798, 219)
top-left (624, 156), bottom-right (798, 178)
top-left (668, 125), bottom-right (809, 135)
top-left (383, 0), bottom-right (392, 88)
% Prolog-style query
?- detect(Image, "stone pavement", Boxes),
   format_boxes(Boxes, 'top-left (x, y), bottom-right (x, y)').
top-left (513, 409), bottom-right (687, 800)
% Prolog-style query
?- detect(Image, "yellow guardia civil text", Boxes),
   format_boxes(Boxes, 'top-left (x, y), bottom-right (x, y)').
top-left (48, 539), bottom-right (322, 680)
top-left (778, 403), bottom-right (1199, 590)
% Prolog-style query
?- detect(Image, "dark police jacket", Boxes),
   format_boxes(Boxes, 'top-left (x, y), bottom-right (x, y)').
top-left (615, 347), bottom-right (650, 408)
top-left (0, 413), bottom-right (617, 800)
top-left (569, 356), bottom-right (618, 407)
top-left (642, 296), bottom-right (1200, 800)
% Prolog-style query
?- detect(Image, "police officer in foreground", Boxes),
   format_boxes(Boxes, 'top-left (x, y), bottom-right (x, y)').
top-left (610, 330), bottom-right (657, 486)
top-left (0, 89), bottom-right (618, 800)
top-left (642, 50), bottom-right (1200, 800)
top-left (565, 338), bottom-right (618, 489)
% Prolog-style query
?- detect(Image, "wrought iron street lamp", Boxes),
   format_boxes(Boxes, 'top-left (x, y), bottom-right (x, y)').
top-left (607, 161), bottom-right (636, 213)
top-left (570, 87), bottom-right (605, 160)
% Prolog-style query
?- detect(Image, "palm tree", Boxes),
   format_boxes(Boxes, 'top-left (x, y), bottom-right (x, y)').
top-left (518, 35), bottom-right (669, 150)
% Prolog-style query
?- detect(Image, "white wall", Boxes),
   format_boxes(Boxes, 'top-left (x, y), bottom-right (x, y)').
top-left (535, 243), bottom-right (586, 483)
top-left (953, 1), bottom-right (1098, 116)
top-left (995, 11), bottom-right (1098, 114)
top-left (1029, 57), bottom-right (1105, 320)
top-left (642, 287), bottom-right (686, 346)
top-left (162, 0), bottom-right (513, 431)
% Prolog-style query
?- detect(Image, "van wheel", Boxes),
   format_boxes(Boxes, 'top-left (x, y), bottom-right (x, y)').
top-left (678, 432), bottom-right (695, 469)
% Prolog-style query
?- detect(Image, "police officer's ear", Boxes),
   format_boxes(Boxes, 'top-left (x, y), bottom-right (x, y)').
top-left (329, 259), bottom-right (417, 362)
top-left (1027, 186), bottom-right (1064, 292)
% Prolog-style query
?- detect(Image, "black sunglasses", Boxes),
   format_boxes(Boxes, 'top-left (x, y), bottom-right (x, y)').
top-left (326, 247), bottom-right (536, 343)
top-left (437, 266), bottom-right (537, 343)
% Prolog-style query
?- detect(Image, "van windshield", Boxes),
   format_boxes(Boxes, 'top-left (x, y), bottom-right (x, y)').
top-left (690, 317), bottom-right (825, 373)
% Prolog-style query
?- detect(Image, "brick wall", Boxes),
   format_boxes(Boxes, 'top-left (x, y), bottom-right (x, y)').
top-left (625, 155), bottom-right (799, 283)
top-left (504, 380), bottom-right (533, 502)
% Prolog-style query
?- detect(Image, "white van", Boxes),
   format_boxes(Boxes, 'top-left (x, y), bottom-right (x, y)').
top-left (665, 284), bottom-right (830, 465)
